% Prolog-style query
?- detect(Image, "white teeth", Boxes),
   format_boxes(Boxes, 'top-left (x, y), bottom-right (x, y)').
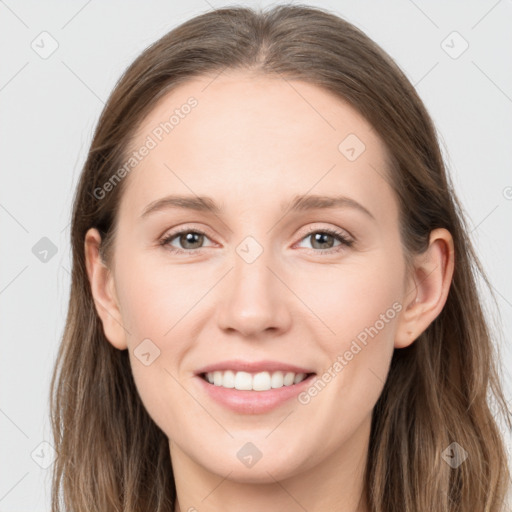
top-left (294, 372), bottom-right (306, 384)
top-left (283, 372), bottom-right (295, 386)
top-left (252, 372), bottom-right (270, 391)
top-left (271, 371), bottom-right (284, 388)
top-left (235, 371), bottom-right (252, 390)
top-left (222, 370), bottom-right (235, 388)
top-left (213, 371), bottom-right (222, 386)
top-left (204, 370), bottom-right (309, 391)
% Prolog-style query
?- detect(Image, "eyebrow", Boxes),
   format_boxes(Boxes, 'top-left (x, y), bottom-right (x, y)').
top-left (140, 193), bottom-right (375, 220)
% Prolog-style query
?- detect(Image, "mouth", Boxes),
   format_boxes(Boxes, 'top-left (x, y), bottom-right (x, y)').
top-left (194, 363), bottom-right (317, 414)
top-left (195, 369), bottom-right (317, 414)
top-left (199, 370), bottom-right (316, 392)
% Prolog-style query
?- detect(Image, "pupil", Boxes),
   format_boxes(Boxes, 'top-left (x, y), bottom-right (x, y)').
top-left (313, 232), bottom-right (333, 249)
top-left (182, 232), bottom-right (202, 249)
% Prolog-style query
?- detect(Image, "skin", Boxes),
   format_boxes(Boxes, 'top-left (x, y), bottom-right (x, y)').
top-left (85, 70), bottom-right (454, 512)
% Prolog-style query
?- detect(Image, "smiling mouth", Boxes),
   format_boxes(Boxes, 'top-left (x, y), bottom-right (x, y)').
top-left (200, 370), bottom-right (316, 391)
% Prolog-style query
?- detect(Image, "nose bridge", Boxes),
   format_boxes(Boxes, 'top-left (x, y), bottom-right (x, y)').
top-left (231, 234), bottom-right (279, 307)
top-left (233, 238), bottom-right (273, 294)
top-left (216, 232), bottom-right (291, 336)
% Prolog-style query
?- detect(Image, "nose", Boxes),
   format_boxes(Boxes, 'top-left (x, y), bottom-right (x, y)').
top-left (215, 248), bottom-right (292, 338)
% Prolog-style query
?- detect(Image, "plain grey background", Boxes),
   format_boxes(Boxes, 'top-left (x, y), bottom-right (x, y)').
top-left (1, 0), bottom-right (511, 510)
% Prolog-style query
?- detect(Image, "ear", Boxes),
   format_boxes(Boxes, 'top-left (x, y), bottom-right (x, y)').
top-left (394, 228), bottom-right (455, 349)
top-left (84, 228), bottom-right (128, 350)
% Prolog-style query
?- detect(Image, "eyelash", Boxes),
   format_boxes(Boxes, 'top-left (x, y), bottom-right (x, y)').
top-left (159, 226), bottom-right (354, 256)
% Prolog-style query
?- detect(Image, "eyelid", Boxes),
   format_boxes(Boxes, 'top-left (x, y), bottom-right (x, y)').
top-left (159, 224), bottom-right (217, 251)
top-left (295, 223), bottom-right (354, 243)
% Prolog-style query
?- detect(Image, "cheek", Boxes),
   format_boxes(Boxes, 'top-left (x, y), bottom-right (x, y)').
top-left (295, 254), bottom-right (402, 420)
top-left (115, 250), bottom-right (202, 339)
top-left (113, 246), bottom-right (236, 418)
top-left (294, 253), bottom-right (404, 347)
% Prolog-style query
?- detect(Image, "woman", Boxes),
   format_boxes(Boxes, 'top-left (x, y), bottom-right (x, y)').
top-left (50, 4), bottom-right (511, 511)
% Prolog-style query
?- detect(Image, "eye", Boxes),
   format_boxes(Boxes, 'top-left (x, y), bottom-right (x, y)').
top-left (296, 228), bottom-right (354, 254)
top-left (159, 226), bottom-right (354, 255)
top-left (159, 228), bottom-right (214, 254)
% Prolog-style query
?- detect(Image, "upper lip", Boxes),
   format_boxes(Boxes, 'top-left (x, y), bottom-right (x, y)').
top-left (196, 359), bottom-right (315, 375)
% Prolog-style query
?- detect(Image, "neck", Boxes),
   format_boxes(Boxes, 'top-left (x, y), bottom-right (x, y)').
top-left (171, 414), bottom-right (371, 512)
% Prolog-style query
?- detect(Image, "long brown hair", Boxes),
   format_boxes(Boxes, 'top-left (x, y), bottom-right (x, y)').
top-left (50, 4), bottom-right (511, 511)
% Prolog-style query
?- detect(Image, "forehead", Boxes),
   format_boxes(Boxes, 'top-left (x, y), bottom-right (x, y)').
top-left (120, 71), bottom-right (396, 222)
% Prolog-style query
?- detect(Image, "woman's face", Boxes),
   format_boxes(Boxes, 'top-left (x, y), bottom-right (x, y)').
top-left (90, 71), bottom-right (418, 483)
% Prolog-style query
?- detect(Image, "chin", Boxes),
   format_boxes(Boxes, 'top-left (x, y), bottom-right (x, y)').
top-left (198, 447), bottom-right (307, 484)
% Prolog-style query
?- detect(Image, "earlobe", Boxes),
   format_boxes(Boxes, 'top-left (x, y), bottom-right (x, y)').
top-left (84, 228), bottom-right (128, 350)
top-left (394, 228), bottom-right (455, 349)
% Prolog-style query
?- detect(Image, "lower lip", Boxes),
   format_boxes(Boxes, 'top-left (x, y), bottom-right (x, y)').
top-left (195, 374), bottom-right (316, 414)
